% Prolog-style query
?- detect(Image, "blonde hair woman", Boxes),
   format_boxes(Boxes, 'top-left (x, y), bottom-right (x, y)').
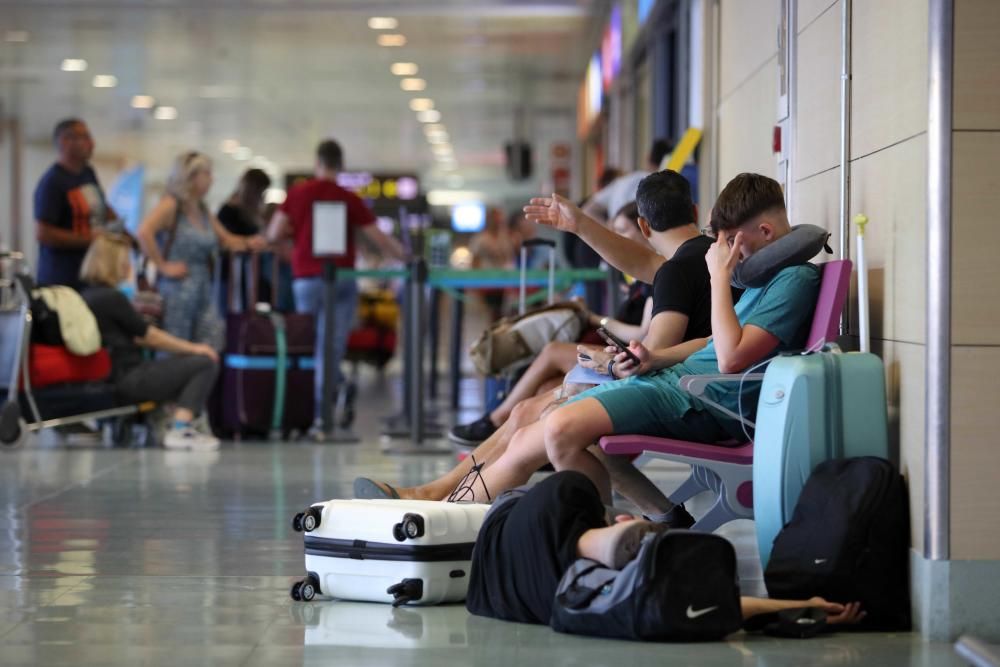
top-left (137, 151), bottom-right (265, 349)
top-left (79, 232), bottom-right (221, 450)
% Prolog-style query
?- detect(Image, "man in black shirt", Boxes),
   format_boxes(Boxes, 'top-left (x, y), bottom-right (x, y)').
top-left (354, 171), bottom-right (727, 526)
top-left (34, 118), bottom-right (118, 289)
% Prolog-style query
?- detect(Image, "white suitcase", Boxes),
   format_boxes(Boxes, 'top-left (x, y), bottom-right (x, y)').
top-left (290, 499), bottom-right (491, 606)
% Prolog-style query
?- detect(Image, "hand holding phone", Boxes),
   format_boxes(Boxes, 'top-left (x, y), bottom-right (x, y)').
top-left (596, 327), bottom-right (640, 365)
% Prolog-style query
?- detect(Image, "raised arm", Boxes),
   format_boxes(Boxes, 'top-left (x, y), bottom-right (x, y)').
top-left (524, 194), bottom-right (663, 284)
top-left (706, 231), bottom-right (779, 373)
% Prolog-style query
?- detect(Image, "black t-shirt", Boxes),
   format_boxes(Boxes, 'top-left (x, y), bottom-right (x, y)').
top-left (650, 235), bottom-right (740, 341)
top-left (34, 163), bottom-right (110, 288)
top-left (466, 471), bottom-right (607, 625)
top-left (81, 286), bottom-right (149, 381)
top-left (217, 203), bottom-right (259, 237)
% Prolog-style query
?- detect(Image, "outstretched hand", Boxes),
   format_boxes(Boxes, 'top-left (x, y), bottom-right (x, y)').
top-left (523, 193), bottom-right (586, 234)
top-left (805, 597), bottom-right (866, 625)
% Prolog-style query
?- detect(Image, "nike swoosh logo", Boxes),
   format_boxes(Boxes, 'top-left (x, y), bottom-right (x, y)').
top-left (814, 558), bottom-right (828, 565)
top-left (686, 605), bottom-right (718, 619)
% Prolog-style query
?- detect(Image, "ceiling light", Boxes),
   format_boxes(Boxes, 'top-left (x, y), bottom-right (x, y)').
top-left (400, 78), bottom-right (426, 91)
top-left (427, 133), bottom-right (450, 144)
top-left (391, 62), bottom-right (418, 76)
top-left (131, 95), bottom-right (155, 109)
top-left (409, 98), bottom-right (434, 112)
top-left (220, 139), bottom-right (241, 153)
top-left (92, 74), bottom-right (117, 88)
top-left (417, 109), bottom-right (442, 123)
top-left (233, 147), bottom-right (252, 160)
top-left (377, 34), bottom-right (406, 47)
top-left (422, 123), bottom-right (446, 134)
top-left (368, 17), bottom-right (398, 30)
top-left (153, 106), bottom-right (178, 120)
top-left (5, 31), bottom-right (30, 43)
top-left (432, 145), bottom-right (453, 156)
top-left (60, 59), bottom-right (88, 72)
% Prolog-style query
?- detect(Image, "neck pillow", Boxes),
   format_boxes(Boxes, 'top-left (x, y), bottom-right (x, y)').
top-left (731, 224), bottom-right (832, 289)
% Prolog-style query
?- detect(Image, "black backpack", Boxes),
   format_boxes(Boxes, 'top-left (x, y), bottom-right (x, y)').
top-left (550, 531), bottom-right (743, 642)
top-left (764, 456), bottom-right (911, 631)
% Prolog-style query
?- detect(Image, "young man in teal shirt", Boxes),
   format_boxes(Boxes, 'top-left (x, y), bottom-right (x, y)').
top-left (461, 173), bottom-right (821, 506)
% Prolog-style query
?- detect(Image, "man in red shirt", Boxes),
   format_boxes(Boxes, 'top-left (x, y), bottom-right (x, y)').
top-left (267, 139), bottom-right (406, 436)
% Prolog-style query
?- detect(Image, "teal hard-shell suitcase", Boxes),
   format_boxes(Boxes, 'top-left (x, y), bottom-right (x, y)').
top-left (752, 350), bottom-right (888, 567)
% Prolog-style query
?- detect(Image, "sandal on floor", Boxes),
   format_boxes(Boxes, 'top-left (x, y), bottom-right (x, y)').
top-left (595, 520), bottom-right (662, 570)
top-left (353, 477), bottom-right (401, 499)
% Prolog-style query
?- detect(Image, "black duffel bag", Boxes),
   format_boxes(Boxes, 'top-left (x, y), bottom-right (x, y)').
top-left (764, 456), bottom-right (911, 631)
top-left (550, 530), bottom-right (743, 642)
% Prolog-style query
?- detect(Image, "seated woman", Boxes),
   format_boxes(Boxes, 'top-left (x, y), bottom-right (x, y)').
top-left (79, 232), bottom-right (221, 451)
top-left (468, 470), bottom-right (865, 629)
top-left (450, 202), bottom-right (655, 447)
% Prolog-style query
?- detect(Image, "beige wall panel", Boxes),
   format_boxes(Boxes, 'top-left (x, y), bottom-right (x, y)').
top-left (849, 134), bottom-right (927, 345)
top-left (719, 0), bottom-right (780, 98)
top-left (795, 6), bottom-right (841, 179)
top-left (792, 167), bottom-right (839, 255)
top-left (954, 0), bottom-right (1000, 130)
top-left (850, 0), bottom-right (928, 158)
top-left (952, 132), bottom-right (1000, 345)
top-left (951, 346), bottom-right (1000, 560)
top-left (718, 62), bottom-right (780, 186)
top-left (798, 0), bottom-right (838, 33)
top-left (875, 339), bottom-right (926, 555)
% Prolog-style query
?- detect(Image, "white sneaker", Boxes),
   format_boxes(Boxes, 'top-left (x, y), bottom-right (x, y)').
top-left (163, 426), bottom-right (220, 451)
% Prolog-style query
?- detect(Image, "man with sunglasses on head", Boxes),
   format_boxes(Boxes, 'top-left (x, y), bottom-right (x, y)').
top-left (34, 118), bottom-right (120, 290)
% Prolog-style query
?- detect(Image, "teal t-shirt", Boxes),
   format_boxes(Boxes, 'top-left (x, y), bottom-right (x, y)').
top-left (639, 263), bottom-right (821, 432)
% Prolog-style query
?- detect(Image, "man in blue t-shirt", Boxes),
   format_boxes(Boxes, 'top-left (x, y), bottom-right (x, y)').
top-left (34, 118), bottom-right (118, 289)
top-left (459, 173), bottom-right (821, 510)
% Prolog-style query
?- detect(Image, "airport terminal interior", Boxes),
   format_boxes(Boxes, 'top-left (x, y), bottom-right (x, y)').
top-left (1, 0), bottom-right (999, 665)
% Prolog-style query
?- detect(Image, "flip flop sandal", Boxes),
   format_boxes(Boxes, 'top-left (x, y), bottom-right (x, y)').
top-left (353, 477), bottom-right (401, 499)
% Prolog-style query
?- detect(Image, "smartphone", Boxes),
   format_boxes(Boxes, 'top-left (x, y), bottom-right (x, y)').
top-left (596, 327), bottom-right (640, 365)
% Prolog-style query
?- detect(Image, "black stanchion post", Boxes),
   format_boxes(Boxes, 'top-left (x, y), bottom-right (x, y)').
top-left (320, 262), bottom-right (338, 434)
top-left (408, 257), bottom-right (427, 444)
top-left (449, 293), bottom-right (463, 410)
top-left (605, 266), bottom-right (623, 317)
top-left (428, 287), bottom-right (440, 401)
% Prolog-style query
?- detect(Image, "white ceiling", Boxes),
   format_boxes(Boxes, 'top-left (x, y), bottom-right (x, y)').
top-left (0, 0), bottom-right (606, 203)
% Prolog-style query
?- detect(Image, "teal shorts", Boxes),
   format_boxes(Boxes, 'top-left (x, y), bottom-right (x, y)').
top-left (566, 372), bottom-right (734, 443)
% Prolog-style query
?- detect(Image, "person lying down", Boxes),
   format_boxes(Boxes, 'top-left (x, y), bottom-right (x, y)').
top-left (467, 470), bottom-right (865, 636)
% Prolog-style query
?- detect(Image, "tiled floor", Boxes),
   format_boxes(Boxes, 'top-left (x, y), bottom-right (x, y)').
top-left (0, 373), bottom-right (965, 666)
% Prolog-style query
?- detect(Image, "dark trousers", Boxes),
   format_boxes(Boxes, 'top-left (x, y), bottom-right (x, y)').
top-left (116, 355), bottom-right (219, 415)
